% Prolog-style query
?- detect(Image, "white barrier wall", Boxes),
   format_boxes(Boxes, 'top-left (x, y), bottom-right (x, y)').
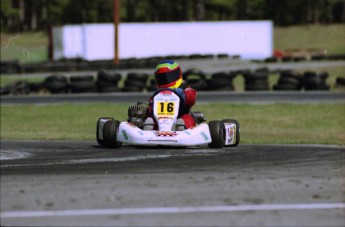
top-left (53, 21), bottom-right (272, 61)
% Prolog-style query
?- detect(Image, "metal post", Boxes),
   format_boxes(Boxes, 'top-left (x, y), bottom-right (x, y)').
top-left (113, 0), bottom-right (120, 65)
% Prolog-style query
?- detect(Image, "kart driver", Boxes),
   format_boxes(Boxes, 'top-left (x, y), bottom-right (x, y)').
top-left (128, 60), bottom-right (197, 131)
top-left (143, 60), bottom-right (197, 130)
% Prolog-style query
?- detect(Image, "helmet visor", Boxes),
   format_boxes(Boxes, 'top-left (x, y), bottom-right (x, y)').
top-left (155, 69), bottom-right (181, 86)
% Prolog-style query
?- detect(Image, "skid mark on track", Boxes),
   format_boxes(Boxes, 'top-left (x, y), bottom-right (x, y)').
top-left (0, 150), bottom-right (32, 160)
top-left (1, 203), bottom-right (345, 218)
top-left (0, 154), bottom-right (175, 168)
top-left (0, 148), bottom-right (224, 168)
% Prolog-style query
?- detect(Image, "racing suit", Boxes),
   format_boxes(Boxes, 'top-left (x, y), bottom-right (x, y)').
top-left (147, 81), bottom-right (197, 129)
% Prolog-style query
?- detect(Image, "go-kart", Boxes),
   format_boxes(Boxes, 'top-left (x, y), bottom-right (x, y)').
top-left (96, 88), bottom-right (240, 148)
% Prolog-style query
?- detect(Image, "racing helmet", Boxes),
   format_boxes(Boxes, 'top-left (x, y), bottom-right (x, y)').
top-left (154, 60), bottom-right (182, 89)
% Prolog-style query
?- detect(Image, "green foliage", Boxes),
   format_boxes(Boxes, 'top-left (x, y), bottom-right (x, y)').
top-left (274, 24), bottom-right (345, 54)
top-left (1, 0), bottom-right (345, 32)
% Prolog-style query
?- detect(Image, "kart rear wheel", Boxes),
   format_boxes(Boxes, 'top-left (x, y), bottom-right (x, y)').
top-left (222, 119), bottom-right (240, 146)
top-left (208, 120), bottom-right (226, 148)
top-left (103, 120), bottom-right (122, 148)
top-left (96, 117), bottom-right (114, 146)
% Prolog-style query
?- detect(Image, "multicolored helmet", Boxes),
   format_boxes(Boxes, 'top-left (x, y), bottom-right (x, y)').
top-left (154, 60), bottom-right (182, 89)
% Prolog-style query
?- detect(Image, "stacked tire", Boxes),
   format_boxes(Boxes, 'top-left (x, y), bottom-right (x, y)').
top-left (273, 70), bottom-right (302, 91)
top-left (302, 71), bottom-right (330, 91)
top-left (44, 75), bottom-right (69, 94)
top-left (0, 80), bottom-right (31, 95)
top-left (243, 68), bottom-right (269, 91)
top-left (207, 71), bottom-right (236, 91)
top-left (336, 77), bottom-right (345, 87)
top-left (97, 70), bottom-right (121, 93)
top-left (183, 68), bottom-right (208, 90)
top-left (123, 73), bottom-right (148, 92)
top-left (147, 78), bottom-right (157, 92)
top-left (69, 75), bottom-right (97, 93)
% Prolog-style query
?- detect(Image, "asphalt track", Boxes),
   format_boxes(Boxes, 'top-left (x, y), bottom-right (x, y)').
top-left (1, 140), bottom-right (344, 226)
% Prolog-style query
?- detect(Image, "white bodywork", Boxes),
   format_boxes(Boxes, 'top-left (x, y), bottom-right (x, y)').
top-left (117, 90), bottom-right (212, 146)
top-left (117, 122), bottom-right (211, 146)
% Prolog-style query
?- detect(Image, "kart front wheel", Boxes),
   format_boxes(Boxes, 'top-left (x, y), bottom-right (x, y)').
top-left (208, 120), bottom-right (226, 148)
top-left (222, 119), bottom-right (240, 146)
top-left (103, 120), bottom-right (122, 148)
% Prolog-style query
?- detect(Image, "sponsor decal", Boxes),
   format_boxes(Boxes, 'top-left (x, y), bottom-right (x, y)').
top-left (122, 130), bottom-right (129, 140)
top-left (137, 131), bottom-right (144, 136)
top-left (184, 130), bottom-right (191, 135)
top-left (200, 132), bottom-right (209, 141)
top-left (227, 126), bottom-right (234, 144)
top-left (155, 131), bottom-right (178, 137)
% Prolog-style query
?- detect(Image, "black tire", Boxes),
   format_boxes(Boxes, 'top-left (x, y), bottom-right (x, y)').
top-left (243, 71), bottom-right (268, 80)
top-left (222, 119), bottom-right (240, 146)
top-left (146, 78), bottom-right (157, 91)
top-left (44, 75), bottom-right (68, 94)
top-left (0, 86), bottom-right (11, 95)
top-left (211, 72), bottom-right (236, 80)
top-left (45, 81), bottom-right (69, 94)
top-left (70, 81), bottom-right (97, 93)
top-left (186, 78), bottom-right (208, 90)
top-left (97, 70), bottom-right (121, 83)
top-left (305, 84), bottom-right (330, 91)
top-left (208, 120), bottom-right (226, 148)
top-left (29, 82), bottom-right (44, 93)
top-left (124, 79), bottom-right (147, 88)
top-left (45, 75), bottom-right (68, 84)
top-left (98, 85), bottom-right (121, 93)
top-left (103, 120), bottom-right (122, 148)
top-left (122, 86), bottom-right (144, 92)
top-left (245, 83), bottom-right (269, 91)
top-left (96, 117), bottom-right (114, 146)
top-left (208, 78), bottom-right (234, 91)
top-left (336, 77), bottom-right (345, 86)
top-left (183, 68), bottom-right (207, 80)
top-left (127, 73), bottom-right (148, 82)
top-left (278, 76), bottom-right (300, 85)
top-left (273, 84), bottom-right (300, 91)
top-left (97, 80), bottom-right (120, 92)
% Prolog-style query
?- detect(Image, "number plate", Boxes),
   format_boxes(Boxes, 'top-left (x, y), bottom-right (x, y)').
top-left (157, 102), bottom-right (175, 116)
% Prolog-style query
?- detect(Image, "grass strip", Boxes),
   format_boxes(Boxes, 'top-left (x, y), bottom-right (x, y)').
top-left (1, 103), bottom-right (344, 145)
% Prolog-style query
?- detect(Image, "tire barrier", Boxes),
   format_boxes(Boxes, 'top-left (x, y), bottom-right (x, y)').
top-left (336, 77), bottom-right (345, 87)
top-left (302, 71), bottom-right (330, 91)
top-left (69, 75), bottom-right (97, 93)
top-left (273, 70), bottom-right (302, 91)
top-left (122, 73), bottom-right (148, 92)
top-left (0, 69), bottom-right (339, 95)
top-left (96, 70), bottom-right (121, 93)
top-left (243, 68), bottom-right (270, 91)
top-left (0, 80), bottom-right (31, 95)
top-left (44, 75), bottom-right (69, 94)
top-left (183, 68), bottom-right (208, 91)
top-left (207, 71), bottom-right (236, 91)
top-left (147, 78), bottom-right (157, 92)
